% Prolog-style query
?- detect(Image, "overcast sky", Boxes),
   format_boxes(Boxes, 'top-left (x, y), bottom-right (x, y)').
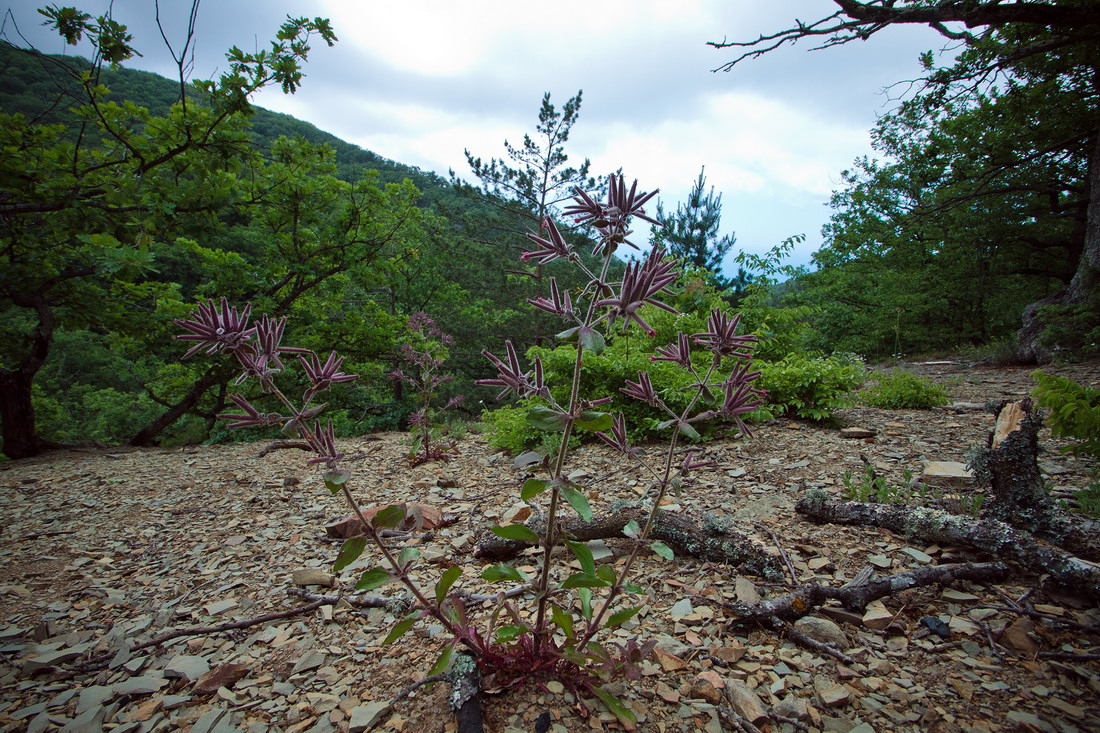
top-left (4, 0), bottom-right (953, 272)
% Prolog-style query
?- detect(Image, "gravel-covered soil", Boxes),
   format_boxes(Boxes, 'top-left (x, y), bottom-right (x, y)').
top-left (0, 360), bottom-right (1098, 733)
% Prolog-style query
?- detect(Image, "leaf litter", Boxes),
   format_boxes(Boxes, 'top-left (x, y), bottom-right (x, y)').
top-left (0, 360), bottom-right (1097, 731)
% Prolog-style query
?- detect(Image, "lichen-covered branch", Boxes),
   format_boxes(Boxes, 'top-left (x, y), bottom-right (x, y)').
top-left (797, 490), bottom-right (1100, 600)
top-left (724, 561), bottom-right (1013, 624)
top-left (474, 505), bottom-right (783, 580)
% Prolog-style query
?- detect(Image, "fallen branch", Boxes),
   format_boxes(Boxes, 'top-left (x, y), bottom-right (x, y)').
top-left (475, 506), bottom-right (783, 581)
top-left (75, 599), bottom-right (328, 671)
top-left (257, 440), bottom-right (313, 457)
top-left (725, 561), bottom-right (1013, 624)
top-left (797, 490), bottom-right (1100, 600)
top-left (771, 618), bottom-right (853, 664)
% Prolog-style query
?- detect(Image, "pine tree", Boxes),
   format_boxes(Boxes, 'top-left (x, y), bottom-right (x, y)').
top-left (653, 167), bottom-right (736, 289)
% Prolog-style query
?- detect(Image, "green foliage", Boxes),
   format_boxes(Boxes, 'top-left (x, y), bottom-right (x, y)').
top-left (756, 353), bottom-right (866, 421)
top-left (860, 369), bottom-right (949, 409)
top-left (1032, 370), bottom-right (1099, 515)
top-left (652, 167), bottom-right (735, 289)
top-left (1037, 288), bottom-right (1100, 360)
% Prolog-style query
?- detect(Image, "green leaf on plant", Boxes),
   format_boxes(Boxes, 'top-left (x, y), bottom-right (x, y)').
top-left (624, 582), bottom-right (643, 595)
top-left (526, 406), bottom-right (569, 431)
top-left (551, 604), bottom-right (574, 640)
top-left (322, 469), bottom-right (350, 495)
top-left (596, 565), bottom-right (616, 584)
top-left (398, 547), bottom-right (420, 569)
top-left (491, 524), bottom-right (540, 543)
top-left (577, 327), bottom-right (606, 354)
top-left (650, 540), bottom-right (674, 561)
top-left (435, 566), bottom-right (462, 604)
top-left (622, 520), bottom-right (640, 539)
top-left (606, 607), bottom-right (640, 628)
top-left (494, 624), bottom-right (527, 644)
top-left (562, 572), bottom-right (609, 589)
top-left (560, 484), bottom-right (593, 522)
top-left (355, 568), bottom-right (392, 591)
top-left (333, 537), bottom-right (366, 572)
top-left (521, 477), bottom-right (549, 501)
top-left (381, 614), bottom-right (417, 645)
top-left (565, 540), bottom-right (596, 576)
top-left (655, 419), bottom-right (675, 431)
top-left (372, 504), bottom-right (405, 529)
top-left (592, 686), bottom-right (638, 730)
top-left (575, 410), bottom-right (613, 432)
top-left (677, 421), bottom-right (701, 440)
top-left (578, 587), bottom-right (593, 619)
top-left (428, 643), bottom-right (455, 675)
top-left (481, 564), bottom-right (525, 583)
top-left (556, 326), bottom-right (579, 342)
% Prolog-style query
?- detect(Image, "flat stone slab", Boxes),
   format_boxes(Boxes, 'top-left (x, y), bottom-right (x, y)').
top-left (921, 460), bottom-right (974, 488)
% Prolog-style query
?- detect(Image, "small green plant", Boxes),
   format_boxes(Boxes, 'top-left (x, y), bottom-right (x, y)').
top-left (756, 353), bottom-right (865, 421)
top-left (1032, 370), bottom-right (1100, 515)
top-left (388, 312), bottom-right (464, 465)
top-left (842, 465), bottom-right (909, 504)
top-left (860, 369), bottom-right (949, 409)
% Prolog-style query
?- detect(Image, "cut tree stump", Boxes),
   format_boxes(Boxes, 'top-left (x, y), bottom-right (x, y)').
top-left (474, 506), bottom-right (784, 581)
top-left (978, 399), bottom-right (1100, 561)
top-left (796, 491), bottom-right (1100, 601)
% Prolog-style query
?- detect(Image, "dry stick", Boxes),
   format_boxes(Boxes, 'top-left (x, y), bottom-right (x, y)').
top-left (770, 713), bottom-right (810, 732)
top-left (366, 674), bottom-right (447, 732)
top-left (1038, 651), bottom-right (1100, 661)
top-left (257, 440), bottom-right (313, 457)
top-left (773, 617), bottom-right (854, 664)
top-left (75, 599), bottom-right (328, 670)
top-left (717, 703), bottom-right (762, 733)
top-left (975, 604), bottom-right (1100, 633)
top-left (767, 527), bottom-right (799, 586)
top-left (289, 583), bottom-right (531, 609)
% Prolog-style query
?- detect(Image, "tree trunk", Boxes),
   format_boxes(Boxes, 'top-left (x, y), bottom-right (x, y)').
top-left (128, 365), bottom-right (229, 447)
top-left (1016, 105), bottom-right (1100, 362)
top-left (0, 369), bottom-right (51, 459)
top-left (1, 293), bottom-right (58, 459)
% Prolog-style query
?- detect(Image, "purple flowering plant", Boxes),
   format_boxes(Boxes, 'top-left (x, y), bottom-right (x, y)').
top-left (174, 175), bottom-right (764, 729)
top-left (471, 174), bottom-right (764, 724)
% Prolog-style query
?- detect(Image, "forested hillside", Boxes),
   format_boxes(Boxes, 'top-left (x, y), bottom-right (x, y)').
top-left (0, 39), bottom-right (604, 457)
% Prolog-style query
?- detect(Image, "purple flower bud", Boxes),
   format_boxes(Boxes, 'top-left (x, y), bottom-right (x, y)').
top-left (597, 246), bottom-right (679, 335)
top-left (521, 218), bottom-right (574, 264)
top-left (175, 297), bottom-right (256, 358)
top-left (218, 394), bottom-right (283, 429)
top-left (621, 370), bottom-right (661, 407)
top-left (693, 310), bottom-right (758, 357)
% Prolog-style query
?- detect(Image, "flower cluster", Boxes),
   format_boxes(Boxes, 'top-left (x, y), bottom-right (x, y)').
top-left (175, 299), bottom-right (359, 468)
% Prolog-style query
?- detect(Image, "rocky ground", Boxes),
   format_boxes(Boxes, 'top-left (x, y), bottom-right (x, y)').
top-left (0, 360), bottom-right (1098, 733)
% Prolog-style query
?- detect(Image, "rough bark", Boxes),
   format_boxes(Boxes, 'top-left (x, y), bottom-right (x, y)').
top-left (725, 562), bottom-right (1012, 625)
top-left (1017, 113), bottom-right (1100, 362)
top-left (978, 400), bottom-right (1100, 560)
top-left (128, 365), bottom-right (229, 447)
top-left (449, 652), bottom-right (483, 733)
top-left (796, 491), bottom-right (1100, 601)
top-left (0, 369), bottom-right (51, 459)
top-left (475, 506), bottom-right (783, 581)
top-left (0, 293), bottom-right (59, 459)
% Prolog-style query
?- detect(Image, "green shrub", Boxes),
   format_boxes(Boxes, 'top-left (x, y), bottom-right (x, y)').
top-left (1032, 370), bottom-right (1100, 514)
top-left (756, 353), bottom-right (866, 421)
top-left (860, 369), bottom-right (949, 409)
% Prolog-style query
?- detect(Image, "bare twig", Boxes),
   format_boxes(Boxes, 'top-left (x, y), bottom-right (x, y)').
top-left (75, 599), bottom-right (328, 670)
top-left (767, 528), bottom-right (799, 586)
